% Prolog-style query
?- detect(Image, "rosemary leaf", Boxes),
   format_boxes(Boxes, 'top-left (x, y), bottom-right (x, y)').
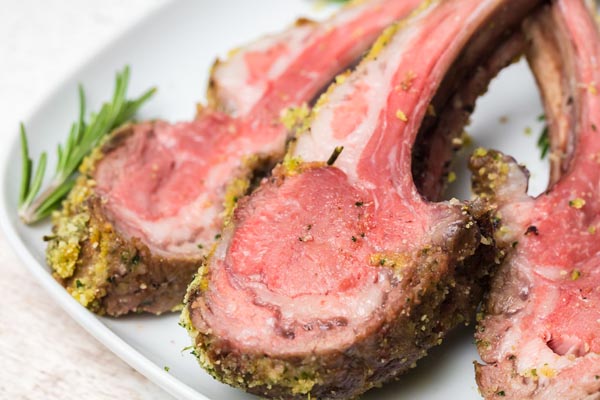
top-left (535, 113), bottom-right (550, 159)
top-left (537, 125), bottom-right (549, 160)
top-left (77, 84), bottom-right (86, 142)
top-left (118, 87), bottom-right (157, 126)
top-left (24, 152), bottom-right (48, 207)
top-left (18, 66), bottom-right (155, 224)
top-left (34, 179), bottom-right (77, 221)
top-left (19, 124), bottom-right (32, 207)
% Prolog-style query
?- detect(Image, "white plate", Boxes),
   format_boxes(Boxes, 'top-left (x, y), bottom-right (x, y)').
top-left (0, 1), bottom-right (547, 399)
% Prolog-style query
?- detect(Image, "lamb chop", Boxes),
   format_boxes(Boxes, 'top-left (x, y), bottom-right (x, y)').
top-left (182, 0), bottom-right (543, 398)
top-left (46, 0), bottom-right (424, 316)
top-left (474, 1), bottom-right (600, 398)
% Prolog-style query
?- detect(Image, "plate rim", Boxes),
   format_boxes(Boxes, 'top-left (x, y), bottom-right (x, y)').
top-left (0, 1), bottom-right (209, 399)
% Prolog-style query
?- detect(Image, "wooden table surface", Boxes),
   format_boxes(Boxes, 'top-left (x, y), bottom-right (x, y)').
top-left (0, 1), bottom-right (174, 398)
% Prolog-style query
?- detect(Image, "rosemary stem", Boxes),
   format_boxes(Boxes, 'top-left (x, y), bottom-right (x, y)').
top-left (18, 177), bottom-right (63, 224)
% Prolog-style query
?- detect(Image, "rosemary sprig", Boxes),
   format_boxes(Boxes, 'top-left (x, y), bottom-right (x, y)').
top-left (327, 146), bottom-right (344, 166)
top-left (537, 114), bottom-right (549, 160)
top-left (537, 126), bottom-right (550, 160)
top-left (19, 66), bottom-right (156, 224)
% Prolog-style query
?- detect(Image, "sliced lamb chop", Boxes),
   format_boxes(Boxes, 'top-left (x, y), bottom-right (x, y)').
top-left (46, 0), bottom-right (424, 316)
top-left (182, 0), bottom-right (543, 398)
top-left (474, 2), bottom-right (600, 398)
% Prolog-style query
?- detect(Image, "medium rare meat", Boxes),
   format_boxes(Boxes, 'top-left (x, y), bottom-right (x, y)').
top-left (474, 1), bottom-right (600, 398)
top-left (207, 1), bottom-right (422, 117)
top-left (46, 0), bottom-right (424, 316)
top-left (182, 0), bottom-right (543, 398)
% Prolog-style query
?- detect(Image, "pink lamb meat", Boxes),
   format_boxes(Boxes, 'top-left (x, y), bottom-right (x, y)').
top-left (474, 1), bottom-right (600, 398)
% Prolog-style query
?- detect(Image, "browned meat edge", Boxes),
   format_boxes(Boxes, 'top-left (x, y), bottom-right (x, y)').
top-left (47, 125), bottom-right (202, 316)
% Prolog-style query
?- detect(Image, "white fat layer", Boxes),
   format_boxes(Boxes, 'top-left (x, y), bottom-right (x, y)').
top-left (293, 0), bottom-right (497, 188)
top-left (110, 193), bottom-right (218, 256)
top-left (213, 0), bottom-right (394, 117)
top-left (515, 337), bottom-right (569, 379)
top-left (245, 269), bottom-right (389, 325)
top-left (214, 25), bottom-right (314, 116)
top-left (207, 232), bottom-right (400, 353)
top-left (209, 263), bottom-right (401, 354)
top-left (293, 19), bottom-right (427, 185)
top-left (512, 336), bottom-right (600, 384)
